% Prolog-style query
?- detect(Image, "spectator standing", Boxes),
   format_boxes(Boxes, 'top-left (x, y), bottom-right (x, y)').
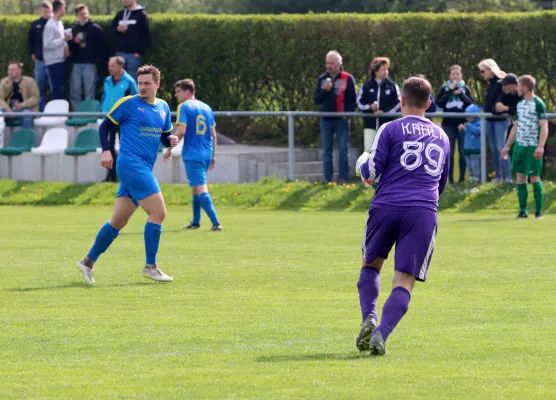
top-left (101, 56), bottom-right (138, 182)
top-left (0, 61), bottom-right (39, 129)
top-left (436, 65), bottom-right (475, 183)
top-left (314, 50), bottom-right (357, 184)
top-left (495, 73), bottom-right (521, 140)
top-left (463, 104), bottom-right (482, 182)
top-left (43, 0), bottom-right (72, 100)
top-left (111, 0), bottom-right (151, 80)
top-left (68, 3), bottom-right (106, 110)
top-left (357, 57), bottom-right (401, 152)
top-left (478, 58), bottom-right (511, 183)
top-left (28, 1), bottom-right (53, 111)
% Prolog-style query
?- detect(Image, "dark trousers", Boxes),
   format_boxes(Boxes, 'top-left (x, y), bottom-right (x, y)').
top-left (105, 130), bottom-right (119, 182)
top-left (443, 124), bottom-right (466, 183)
top-left (46, 62), bottom-right (66, 100)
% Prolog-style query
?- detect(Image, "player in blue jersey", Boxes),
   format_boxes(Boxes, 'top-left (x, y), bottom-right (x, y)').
top-left (354, 77), bottom-right (450, 356)
top-left (165, 79), bottom-right (221, 231)
top-left (76, 65), bottom-right (178, 284)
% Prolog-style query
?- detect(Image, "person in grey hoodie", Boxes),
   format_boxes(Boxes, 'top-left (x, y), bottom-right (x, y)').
top-left (43, 0), bottom-right (72, 100)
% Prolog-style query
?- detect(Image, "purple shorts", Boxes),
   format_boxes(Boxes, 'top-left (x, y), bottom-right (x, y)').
top-left (362, 207), bottom-right (438, 282)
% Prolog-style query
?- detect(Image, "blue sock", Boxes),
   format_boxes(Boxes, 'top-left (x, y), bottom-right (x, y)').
top-left (144, 222), bottom-right (162, 265)
top-left (192, 194), bottom-right (201, 225)
top-left (87, 222), bottom-right (120, 262)
top-left (199, 192), bottom-right (219, 225)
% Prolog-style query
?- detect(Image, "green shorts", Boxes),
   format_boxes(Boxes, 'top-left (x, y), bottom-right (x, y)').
top-left (511, 144), bottom-right (543, 176)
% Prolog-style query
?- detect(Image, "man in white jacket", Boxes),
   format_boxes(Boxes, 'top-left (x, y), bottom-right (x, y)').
top-left (43, 0), bottom-right (72, 100)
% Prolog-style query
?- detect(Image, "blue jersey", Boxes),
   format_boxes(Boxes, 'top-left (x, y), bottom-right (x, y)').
top-left (107, 95), bottom-right (173, 168)
top-left (176, 99), bottom-right (216, 161)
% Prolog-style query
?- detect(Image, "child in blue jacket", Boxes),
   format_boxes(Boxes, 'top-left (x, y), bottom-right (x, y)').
top-left (463, 104), bottom-right (482, 182)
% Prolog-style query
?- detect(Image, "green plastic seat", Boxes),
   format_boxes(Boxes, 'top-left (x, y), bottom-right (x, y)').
top-left (0, 128), bottom-right (35, 155)
top-left (64, 129), bottom-right (100, 156)
top-left (65, 100), bottom-right (101, 127)
top-left (5, 118), bottom-right (23, 128)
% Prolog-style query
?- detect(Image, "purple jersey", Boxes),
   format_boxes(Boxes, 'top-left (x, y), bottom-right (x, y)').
top-left (360, 116), bottom-right (450, 211)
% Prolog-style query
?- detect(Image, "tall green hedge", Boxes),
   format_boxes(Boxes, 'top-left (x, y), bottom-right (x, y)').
top-left (1, 13), bottom-right (556, 147)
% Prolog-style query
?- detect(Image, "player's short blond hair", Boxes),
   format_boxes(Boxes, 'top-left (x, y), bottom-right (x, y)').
top-left (518, 75), bottom-right (536, 91)
top-left (137, 65), bottom-right (160, 84)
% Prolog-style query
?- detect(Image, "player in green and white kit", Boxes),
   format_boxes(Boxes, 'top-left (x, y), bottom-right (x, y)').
top-left (501, 75), bottom-right (548, 219)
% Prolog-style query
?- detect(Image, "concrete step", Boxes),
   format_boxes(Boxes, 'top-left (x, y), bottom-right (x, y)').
top-left (269, 161), bottom-right (323, 176)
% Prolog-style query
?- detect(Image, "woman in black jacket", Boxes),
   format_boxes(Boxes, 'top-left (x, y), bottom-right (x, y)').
top-left (478, 59), bottom-right (511, 183)
top-left (436, 65), bottom-right (475, 183)
top-left (356, 57), bottom-right (401, 151)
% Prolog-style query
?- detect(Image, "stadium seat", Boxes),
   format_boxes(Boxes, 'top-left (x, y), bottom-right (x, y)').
top-left (34, 100), bottom-right (70, 128)
top-left (0, 128), bottom-right (35, 155)
top-left (0, 128), bottom-right (35, 179)
top-left (65, 100), bottom-right (101, 127)
top-left (32, 128), bottom-right (69, 155)
top-left (31, 128), bottom-right (69, 180)
top-left (170, 137), bottom-right (184, 157)
top-left (65, 129), bottom-right (100, 156)
top-left (65, 129), bottom-right (101, 182)
top-left (0, 115), bottom-right (5, 148)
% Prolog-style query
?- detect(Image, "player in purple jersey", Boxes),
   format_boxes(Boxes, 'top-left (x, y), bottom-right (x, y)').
top-left (354, 77), bottom-right (450, 356)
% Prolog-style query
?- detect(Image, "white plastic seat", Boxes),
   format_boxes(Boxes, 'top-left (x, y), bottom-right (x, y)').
top-left (34, 100), bottom-right (70, 127)
top-left (170, 137), bottom-right (184, 157)
top-left (31, 128), bottom-right (68, 155)
top-left (0, 115), bottom-right (5, 148)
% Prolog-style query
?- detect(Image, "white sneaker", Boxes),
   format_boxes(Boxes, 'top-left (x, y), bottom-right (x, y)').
top-left (142, 265), bottom-right (173, 282)
top-left (504, 178), bottom-right (513, 183)
top-left (77, 259), bottom-right (95, 284)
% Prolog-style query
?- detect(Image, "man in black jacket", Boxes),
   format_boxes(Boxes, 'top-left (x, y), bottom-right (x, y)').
top-left (69, 4), bottom-right (106, 110)
top-left (495, 73), bottom-right (521, 121)
top-left (356, 57), bottom-right (400, 152)
top-left (112, 0), bottom-right (151, 81)
top-left (27, 1), bottom-right (53, 111)
top-left (314, 50), bottom-right (357, 184)
top-left (436, 65), bottom-right (475, 183)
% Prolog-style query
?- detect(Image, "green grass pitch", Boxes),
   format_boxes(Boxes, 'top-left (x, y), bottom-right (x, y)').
top-left (0, 206), bottom-right (554, 399)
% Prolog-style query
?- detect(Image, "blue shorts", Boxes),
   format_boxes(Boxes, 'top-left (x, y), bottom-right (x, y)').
top-left (184, 159), bottom-right (211, 187)
top-left (362, 207), bottom-right (438, 282)
top-left (116, 164), bottom-right (160, 207)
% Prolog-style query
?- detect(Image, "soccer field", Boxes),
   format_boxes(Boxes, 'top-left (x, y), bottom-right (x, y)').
top-left (0, 206), bottom-right (554, 399)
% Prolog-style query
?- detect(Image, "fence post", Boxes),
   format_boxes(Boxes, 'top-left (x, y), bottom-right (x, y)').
top-left (287, 113), bottom-right (295, 181)
top-left (480, 115), bottom-right (487, 184)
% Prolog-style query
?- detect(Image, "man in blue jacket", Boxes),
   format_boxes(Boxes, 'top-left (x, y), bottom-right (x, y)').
top-left (314, 50), bottom-right (357, 184)
top-left (101, 56), bottom-right (137, 181)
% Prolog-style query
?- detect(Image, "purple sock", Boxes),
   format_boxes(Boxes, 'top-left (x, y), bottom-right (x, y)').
top-left (357, 267), bottom-right (380, 322)
top-left (375, 287), bottom-right (411, 341)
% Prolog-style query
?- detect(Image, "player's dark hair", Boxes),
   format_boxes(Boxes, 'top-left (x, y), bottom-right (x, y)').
top-left (8, 60), bottom-right (24, 69)
top-left (174, 79), bottom-right (195, 94)
top-left (137, 65), bottom-right (160, 84)
top-left (52, 0), bottom-right (65, 12)
top-left (74, 3), bottom-right (88, 14)
top-left (518, 75), bottom-right (536, 91)
top-left (40, 1), bottom-right (53, 9)
top-left (402, 77), bottom-right (432, 109)
top-left (369, 57), bottom-right (390, 78)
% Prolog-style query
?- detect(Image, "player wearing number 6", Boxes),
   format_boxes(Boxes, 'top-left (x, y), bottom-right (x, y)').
top-left (166, 79), bottom-right (221, 231)
top-left (354, 77), bottom-right (450, 356)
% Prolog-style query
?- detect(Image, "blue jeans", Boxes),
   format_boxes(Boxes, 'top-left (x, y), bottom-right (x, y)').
top-left (116, 52), bottom-right (143, 81)
top-left (486, 120), bottom-right (511, 181)
top-left (443, 124), bottom-right (466, 183)
top-left (47, 62), bottom-right (67, 100)
top-left (320, 118), bottom-right (350, 182)
top-left (2, 108), bottom-right (33, 129)
top-left (465, 154), bottom-right (481, 181)
top-left (34, 60), bottom-right (50, 111)
top-left (70, 63), bottom-right (97, 110)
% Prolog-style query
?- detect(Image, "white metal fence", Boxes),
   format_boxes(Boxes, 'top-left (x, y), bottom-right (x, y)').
top-left (2, 110), bottom-right (554, 183)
